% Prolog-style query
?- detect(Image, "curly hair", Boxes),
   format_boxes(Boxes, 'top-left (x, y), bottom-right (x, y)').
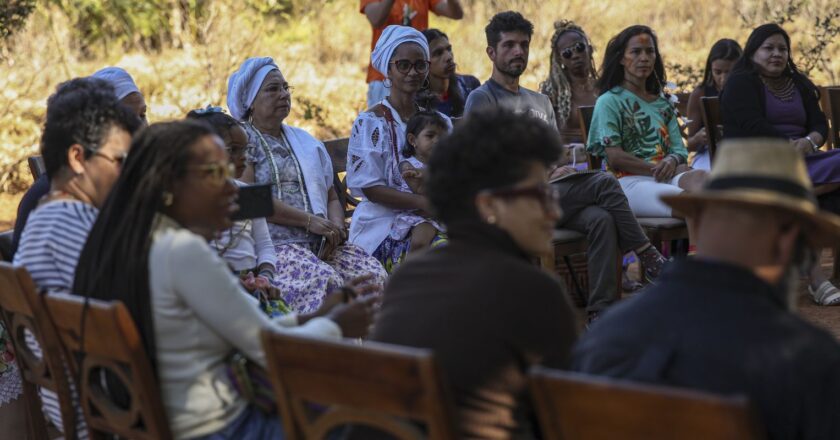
top-left (41, 77), bottom-right (142, 179)
top-left (539, 20), bottom-right (597, 129)
top-left (484, 11), bottom-right (533, 48)
top-left (186, 108), bottom-right (243, 143)
top-left (427, 109), bottom-right (562, 224)
top-left (401, 110), bottom-right (449, 158)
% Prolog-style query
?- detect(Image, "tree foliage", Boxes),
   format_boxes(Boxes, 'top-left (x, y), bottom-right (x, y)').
top-left (0, 0), bottom-right (36, 41)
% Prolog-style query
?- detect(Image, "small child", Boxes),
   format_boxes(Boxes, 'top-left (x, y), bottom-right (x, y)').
top-left (187, 107), bottom-right (290, 316)
top-left (392, 111), bottom-right (447, 255)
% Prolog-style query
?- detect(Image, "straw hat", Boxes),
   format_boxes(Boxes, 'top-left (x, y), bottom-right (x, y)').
top-left (661, 138), bottom-right (840, 247)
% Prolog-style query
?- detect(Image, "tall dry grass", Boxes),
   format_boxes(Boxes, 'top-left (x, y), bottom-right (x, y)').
top-left (0, 0), bottom-right (838, 225)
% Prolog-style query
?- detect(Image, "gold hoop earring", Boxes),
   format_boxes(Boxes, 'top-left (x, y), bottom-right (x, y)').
top-left (162, 191), bottom-right (174, 207)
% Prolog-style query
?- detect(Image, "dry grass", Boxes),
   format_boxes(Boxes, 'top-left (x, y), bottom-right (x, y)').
top-left (0, 0), bottom-right (838, 227)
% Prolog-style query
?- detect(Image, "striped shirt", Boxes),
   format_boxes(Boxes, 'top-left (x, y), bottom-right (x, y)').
top-left (13, 199), bottom-right (94, 439)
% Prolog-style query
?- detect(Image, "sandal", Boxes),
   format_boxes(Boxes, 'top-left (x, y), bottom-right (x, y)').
top-left (622, 270), bottom-right (643, 292)
top-left (808, 280), bottom-right (840, 306)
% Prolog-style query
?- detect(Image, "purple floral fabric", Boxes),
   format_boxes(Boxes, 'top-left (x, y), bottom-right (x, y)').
top-left (272, 242), bottom-right (387, 313)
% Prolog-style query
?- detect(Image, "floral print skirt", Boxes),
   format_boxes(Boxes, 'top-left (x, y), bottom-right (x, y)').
top-left (372, 233), bottom-right (448, 274)
top-left (272, 242), bottom-right (387, 314)
top-left (0, 326), bottom-right (21, 406)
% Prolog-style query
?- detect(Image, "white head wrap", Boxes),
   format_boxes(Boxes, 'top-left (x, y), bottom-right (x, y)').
top-left (226, 57), bottom-right (281, 121)
top-left (371, 25), bottom-right (430, 77)
top-left (91, 67), bottom-right (141, 101)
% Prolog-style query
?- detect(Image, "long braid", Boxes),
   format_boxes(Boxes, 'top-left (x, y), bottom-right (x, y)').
top-left (539, 20), bottom-right (597, 129)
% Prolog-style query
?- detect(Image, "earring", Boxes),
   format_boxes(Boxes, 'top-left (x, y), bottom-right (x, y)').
top-left (486, 215), bottom-right (497, 224)
top-left (162, 191), bottom-right (174, 207)
top-left (383, 78), bottom-right (392, 89)
top-left (421, 77), bottom-right (430, 89)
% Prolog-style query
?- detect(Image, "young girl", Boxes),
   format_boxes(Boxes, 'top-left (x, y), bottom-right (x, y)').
top-left (393, 111), bottom-right (447, 256)
top-left (685, 39), bottom-right (742, 170)
top-left (186, 107), bottom-right (290, 315)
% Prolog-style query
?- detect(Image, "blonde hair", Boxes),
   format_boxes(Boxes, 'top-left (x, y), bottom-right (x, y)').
top-left (539, 20), bottom-right (597, 128)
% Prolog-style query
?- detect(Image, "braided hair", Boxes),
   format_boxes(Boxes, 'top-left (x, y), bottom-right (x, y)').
top-left (539, 20), bottom-right (597, 129)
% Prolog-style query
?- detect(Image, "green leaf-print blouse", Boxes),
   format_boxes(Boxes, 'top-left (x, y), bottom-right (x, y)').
top-left (587, 87), bottom-right (687, 178)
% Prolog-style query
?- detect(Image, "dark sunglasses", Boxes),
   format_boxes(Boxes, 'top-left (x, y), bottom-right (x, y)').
top-left (391, 59), bottom-right (431, 74)
top-left (561, 41), bottom-right (588, 59)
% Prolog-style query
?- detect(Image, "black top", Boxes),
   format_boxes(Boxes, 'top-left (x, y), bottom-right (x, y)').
top-left (572, 258), bottom-right (840, 439)
top-left (720, 71), bottom-right (828, 140)
top-left (11, 174), bottom-right (49, 257)
top-left (373, 220), bottom-right (578, 440)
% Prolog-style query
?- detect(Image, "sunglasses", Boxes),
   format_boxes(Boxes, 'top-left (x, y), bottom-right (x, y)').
top-left (561, 41), bottom-right (589, 59)
top-left (485, 184), bottom-right (561, 213)
top-left (189, 162), bottom-right (235, 186)
top-left (390, 59), bottom-right (431, 75)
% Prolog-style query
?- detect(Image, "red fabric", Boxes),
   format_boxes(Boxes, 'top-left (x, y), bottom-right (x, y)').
top-left (360, 0), bottom-right (443, 83)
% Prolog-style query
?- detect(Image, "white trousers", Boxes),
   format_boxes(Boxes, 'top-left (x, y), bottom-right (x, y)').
top-left (618, 173), bottom-right (686, 217)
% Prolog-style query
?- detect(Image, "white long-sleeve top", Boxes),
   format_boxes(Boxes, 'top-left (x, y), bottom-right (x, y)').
top-left (210, 180), bottom-right (276, 272)
top-left (149, 215), bottom-right (340, 439)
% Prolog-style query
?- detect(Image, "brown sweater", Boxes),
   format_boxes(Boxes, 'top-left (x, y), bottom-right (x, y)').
top-left (372, 221), bottom-right (578, 439)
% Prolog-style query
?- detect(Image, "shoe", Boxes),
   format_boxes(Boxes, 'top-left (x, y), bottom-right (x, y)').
top-left (808, 280), bottom-right (840, 306)
top-left (638, 246), bottom-right (667, 284)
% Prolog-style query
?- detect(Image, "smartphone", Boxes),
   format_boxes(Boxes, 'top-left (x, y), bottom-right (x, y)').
top-left (316, 236), bottom-right (328, 259)
top-left (231, 184), bottom-right (274, 221)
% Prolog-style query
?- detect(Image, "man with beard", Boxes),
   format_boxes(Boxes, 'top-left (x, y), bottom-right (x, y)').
top-left (465, 11), bottom-right (668, 322)
top-left (464, 11), bottom-right (554, 124)
top-left (573, 138), bottom-right (840, 439)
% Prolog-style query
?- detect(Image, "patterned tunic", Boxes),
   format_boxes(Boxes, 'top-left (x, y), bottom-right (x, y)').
top-left (587, 87), bottom-right (687, 178)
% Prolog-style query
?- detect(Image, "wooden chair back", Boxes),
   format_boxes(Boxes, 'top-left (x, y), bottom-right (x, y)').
top-left (41, 293), bottom-right (172, 440)
top-left (675, 92), bottom-right (690, 117)
top-left (577, 106), bottom-right (601, 169)
top-left (261, 330), bottom-right (458, 440)
top-left (827, 87), bottom-right (840, 150)
top-left (700, 96), bottom-right (722, 163)
top-left (323, 137), bottom-right (359, 218)
top-left (0, 263), bottom-right (77, 440)
top-left (529, 367), bottom-right (764, 440)
top-left (28, 155), bottom-right (46, 180)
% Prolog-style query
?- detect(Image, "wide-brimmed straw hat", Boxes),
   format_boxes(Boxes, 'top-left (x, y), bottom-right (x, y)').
top-left (661, 138), bottom-right (840, 247)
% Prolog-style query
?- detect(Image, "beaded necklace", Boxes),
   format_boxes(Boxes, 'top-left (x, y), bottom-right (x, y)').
top-left (760, 75), bottom-right (795, 102)
top-left (250, 124), bottom-right (311, 214)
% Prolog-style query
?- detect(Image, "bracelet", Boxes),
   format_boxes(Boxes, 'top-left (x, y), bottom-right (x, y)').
top-left (305, 214), bottom-right (312, 233)
top-left (805, 135), bottom-right (819, 152)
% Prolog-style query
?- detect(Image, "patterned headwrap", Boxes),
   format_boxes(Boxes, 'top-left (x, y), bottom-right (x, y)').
top-left (91, 67), bottom-right (141, 100)
top-left (539, 20), bottom-right (597, 129)
top-left (371, 25), bottom-right (430, 77)
top-left (226, 57), bottom-right (281, 121)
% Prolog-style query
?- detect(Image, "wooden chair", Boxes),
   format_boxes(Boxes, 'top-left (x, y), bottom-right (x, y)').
top-left (578, 106), bottom-right (690, 254)
top-left (0, 230), bottom-right (13, 261)
top-left (40, 293), bottom-right (172, 440)
top-left (0, 263), bottom-right (78, 440)
top-left (261, 330), bottom-right (458, 440)
top-left (700, 96), bottom-right (722, 163)
top-left (529, 367), bottom-right (765, 440)
top-left (323, 137), bottom-right (359, 218)
top-left (27, 155), bottom-right (46, 180)
top-left (827, 87), bottom-right (840, 150)
top-left (675, 92), bottom-right (691, 118)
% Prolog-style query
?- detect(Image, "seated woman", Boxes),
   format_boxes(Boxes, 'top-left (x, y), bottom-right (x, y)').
top-left (539, 20), bottom-right (598, 143)
top-left (10, 66), bottom-right (147, 259)
top-left (373, 109), bottom-right (578, 439)
top-left (73, 120), bottom-right (378, 440)
top-left (226, 57), bottom-right (386, 314)
top-left (685, 39), bottom-right (741, 170)
top-left (348, 25), bottom-right (450, 273)
top-left (586, 25), bottom-right (706, 218)
top-left (11, 77), bottom-right (141, 439)
top-left (417, 28), bottom-right (480, 118)
top-left (721, 23), bottom-right (840, 305)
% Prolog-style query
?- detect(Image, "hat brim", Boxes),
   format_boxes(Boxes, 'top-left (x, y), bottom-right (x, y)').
top-left (661, 189), bottom-right (840, 248)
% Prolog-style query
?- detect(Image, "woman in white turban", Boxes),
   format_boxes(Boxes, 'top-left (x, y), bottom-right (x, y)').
top-left (226, 57), bottom-right (386, 314)
top-left (91, 67), bottom-right (147, 125)
top-left (346, 25), bottom-right (451, 273)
